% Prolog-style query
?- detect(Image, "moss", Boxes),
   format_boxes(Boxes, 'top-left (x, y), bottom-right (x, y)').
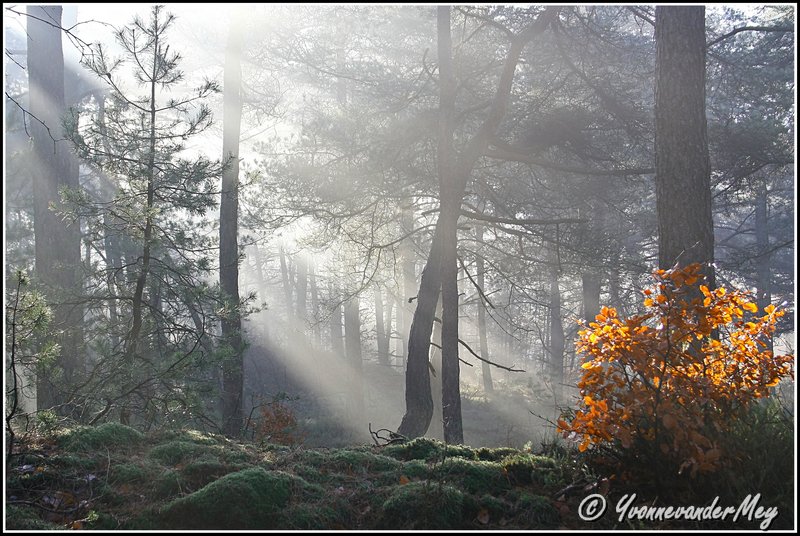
top-left (160, 468), bottom-right (313, 529)
top-left (501, 453), bottom-right (557, 484)
top-left (379, 481), bottom-right (467, 529)
top-left (180, 457), bottom-right (229, 488)
top-left (444, 444), bottom-right (476, 459)
top-left (475, 446), bottom-right (520, 461)
top-left (294, 463), bottom-right (324, 483)
top-left (479, 493), bottom-right (511, 518)
top-left (153, 469), bottom-right (184, 499)
top-left (329, 450), bottom-right (402, 473)
top-left (149, 428), bottom-right (223, 446)
top-left (111, 462), bottom-right (149, 484)
top-left (435, 457), bottom-right (510, 494)
top-left (382, 438), bottom-right (445, 461)
top-left (402, 459), bottom-right (429, 479)
top-left (280, 503), bottom-right (344, 529)
top-left (516, 493), bottom-right (560, 527)
top-left (5, 505), bottom-right (62, 530)
top-left (62, 422), bottom-right (143, 451)
top-left (149, 440), bottom-right (215, 466)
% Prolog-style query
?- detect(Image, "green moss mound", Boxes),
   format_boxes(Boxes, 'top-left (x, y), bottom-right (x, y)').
top-left (329, 449), bottom-right (402, 472)
top-left (62, 422), bottom-right (143, 451)
top-left (6, 505), bottom-right (63, 530)
top-left (475, 446), bottom-right (520, 461)
top-left (148, 440), bottom-right (215, 466)
top-left (516, 493), bottom-right (560, 527)
top-left (436, 457), bottom-right (510, 494)
top-left (501, 453), bottom-right (557, 484)
top-left (111, 462), bottom-right (149, 484)
top-left (379, 481), bottom-right (467, 529)
top-left (160, 468), bottom-right (311, 529)
top-left (180, 457), bottom-right (230, 488)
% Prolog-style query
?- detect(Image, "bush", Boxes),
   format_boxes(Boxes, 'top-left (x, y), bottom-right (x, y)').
top-left (558, 263), bottom-right (793, 479)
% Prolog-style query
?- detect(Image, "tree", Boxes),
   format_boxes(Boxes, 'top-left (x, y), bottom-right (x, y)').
top-left (27, 4), bottom-right (83, 413)
top-left (398, 6), bottom-right (560, 439)
top-left (654, 6), bottom-right (714, 285)
top-left (220, 12), bottom-right (246, 436)
top-left (66, 5), bottom-right (223, 426)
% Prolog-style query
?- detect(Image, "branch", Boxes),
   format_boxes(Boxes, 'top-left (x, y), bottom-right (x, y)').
top-left (485, 145), bottom-right (654, 176)
top-left (461, 208), bottom-right (587, 226)
top-left (707, 25), bottom-right (793, 48)
top-left (457, 255), bottom-right (495, 309)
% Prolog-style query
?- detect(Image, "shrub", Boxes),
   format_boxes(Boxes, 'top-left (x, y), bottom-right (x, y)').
top-left (558, 263), bottom-right (793, 478)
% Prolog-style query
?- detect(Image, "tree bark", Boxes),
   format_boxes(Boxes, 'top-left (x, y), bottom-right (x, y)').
top-left (28, 5), bottom-right (83, 412)
top-left (220, 16), bottom-right (245, 436)
top-left (329, 282), bottom-right (345, 356)
top-left (549, 267), bottom-right (564, 406)
top-left (375, 287), bottom-right (390, 365)
top-left (754, 179), bottom-right (773, 352)
top-left (475, 224), bottom-right (493, 393)
top-left (655, 6), bottom-right (715, 287)
top-left (296, 256), bottom-right (308, 324)
top-left (344, 297), bottom-right (364, 424)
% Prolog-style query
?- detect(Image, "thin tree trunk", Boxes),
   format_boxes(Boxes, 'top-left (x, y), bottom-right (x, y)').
top-left (329, 282), bottom-right (344, 356)
top-left (309, 261), bottom-right (321, 346)
top-left (344, 297), bottom-right (364, 424)
top-left (754, 179), bottom-right (773, 353)
top-left (279, 245), bottom-right (293, 314)
top-left (475, 224), bottom-right (493, 393)
top-left (296, 255), bottom-right (308, 325)
top-left (220, 16), bottom-right (245, 436)
top-left (549, 267), bottom-right (564, 406)
top-left (375, 287), bottom-right (390, 365)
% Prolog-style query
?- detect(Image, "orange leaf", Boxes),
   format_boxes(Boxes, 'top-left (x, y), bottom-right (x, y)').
top-left (764, 304), bottom-right (776, 314)
top-left (477, 508), bottom-right (490, 525)
top-left (742, 302), bottom-right (758, 313)
top-left (399, 475), bottom-right (410, 485)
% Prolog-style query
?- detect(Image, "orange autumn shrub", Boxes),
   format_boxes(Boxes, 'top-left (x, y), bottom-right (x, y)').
top-left (254, 397), bottom-right (305, 446)
top-left (558, 263), bottom-right (793, 477)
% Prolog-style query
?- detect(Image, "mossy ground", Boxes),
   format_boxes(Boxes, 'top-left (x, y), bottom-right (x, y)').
top-left (5, 424), bottom-right (792, 530)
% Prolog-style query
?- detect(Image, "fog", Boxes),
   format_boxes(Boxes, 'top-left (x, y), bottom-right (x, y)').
top-left (4, 4), bottom-right (794, 450)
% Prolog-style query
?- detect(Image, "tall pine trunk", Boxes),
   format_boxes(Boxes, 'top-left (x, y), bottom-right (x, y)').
top-left (655, 6), bottom-right (714, 287)
top-left (29, 5), bottom-right (82, 413)
top-left (220, 17), bottom-right (245, 436)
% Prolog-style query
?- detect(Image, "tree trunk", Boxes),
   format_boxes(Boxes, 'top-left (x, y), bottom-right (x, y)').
top-left (375, 287), bottom-right (390, 365)
top-left (398, 209), bottom-right (416, 365)
top-left (397, 226), bottom-right (441, 437)
top-left (279, 245), bottom-right (293, 314)
top-left (549, 268), bottom-right (564, 406)
top-left (296, 256), bottom-right (308, 324)
top-left (344, 297), bottom-right (364, 424)
top-left (654, 6), bottom-right (714, 287)
top-left (29, 5), bottom-right (83, 412)
top-left (397, 6), bottom-right (558, 439)
top-left (309, 261), bottom-right (321, 346)
top-left (329, 282), bottom-right (344, 356)
top-left (754, 179), bottom-right (773, 353)
top-left (220, 17), bottom-right (245, 436)
top-left (581, 274), bottom-right (601, 323)
top-left (475, 224), bottom-right (493, 393)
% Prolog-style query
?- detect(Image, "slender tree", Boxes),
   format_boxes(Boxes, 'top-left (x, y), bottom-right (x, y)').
top-left (220, 12), bottom-right (246, 436)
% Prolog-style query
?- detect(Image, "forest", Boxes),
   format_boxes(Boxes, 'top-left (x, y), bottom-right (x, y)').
top-left (4, 4), bottom-right (796, 531)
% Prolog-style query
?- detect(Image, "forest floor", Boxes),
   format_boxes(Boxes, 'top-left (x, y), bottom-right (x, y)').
top-left (5, 422), bottom-right (792, 530)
